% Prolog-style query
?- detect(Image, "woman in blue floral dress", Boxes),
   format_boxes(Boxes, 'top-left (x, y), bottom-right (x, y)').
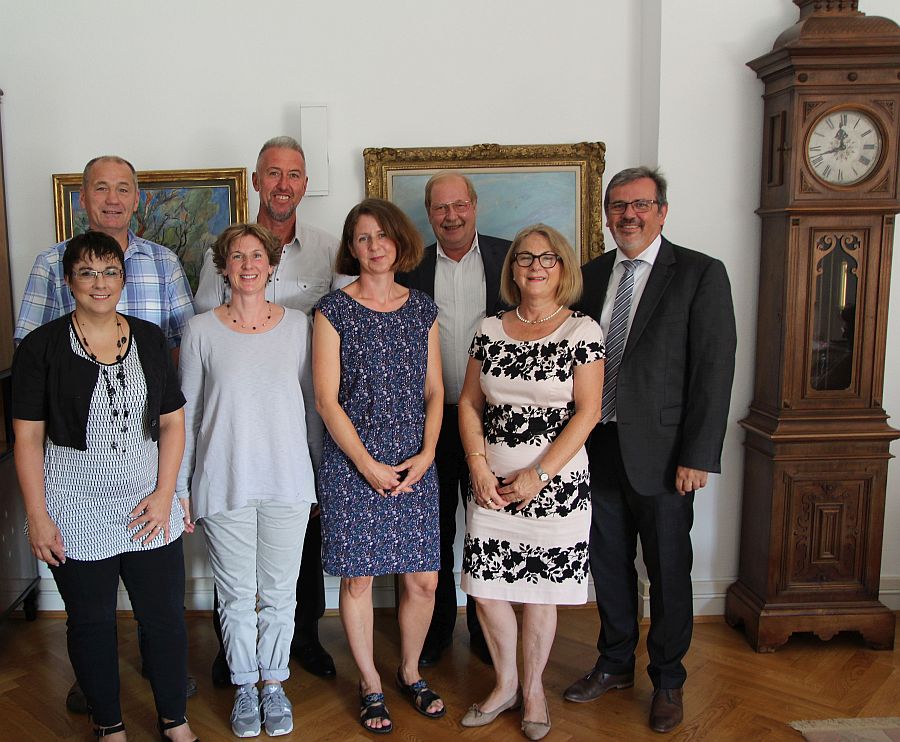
top-left (458, 225), bottom-right (604, 738)
top-left (313, 198), bottom-right (445, 734)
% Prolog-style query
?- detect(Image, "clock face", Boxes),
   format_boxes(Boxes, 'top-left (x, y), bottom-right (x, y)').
top-left (806, 109), bottom-right (883, 186)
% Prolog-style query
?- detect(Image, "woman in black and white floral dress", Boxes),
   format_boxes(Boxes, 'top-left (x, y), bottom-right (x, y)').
top-left (458, 224), bottom-right (604, 739)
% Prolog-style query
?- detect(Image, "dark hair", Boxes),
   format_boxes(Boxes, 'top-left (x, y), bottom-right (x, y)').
top-left (604, 166), bottom-right (668, 210)
top-left (211, 223), bottom-right (283, 274)
top-left (336, 198), bottom-right (424, 275)
top-left (63, 230), bottom-right (126, 281)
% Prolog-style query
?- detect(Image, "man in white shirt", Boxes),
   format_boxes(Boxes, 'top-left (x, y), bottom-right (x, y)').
top-left (397, 172), bottom-right (510, 666)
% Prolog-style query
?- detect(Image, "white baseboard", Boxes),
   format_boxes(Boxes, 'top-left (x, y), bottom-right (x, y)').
top-left (28, 574), bottom-right (900, 615)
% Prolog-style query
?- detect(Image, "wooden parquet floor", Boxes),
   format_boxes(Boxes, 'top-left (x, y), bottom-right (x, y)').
top-left (0, 609), bottom-right (897, 741)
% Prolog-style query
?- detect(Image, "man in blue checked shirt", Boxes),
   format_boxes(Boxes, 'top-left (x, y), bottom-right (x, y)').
top-left (14, 155), bottom-right (195, 360)
top-left (13, 154), bottom-right (196, 713)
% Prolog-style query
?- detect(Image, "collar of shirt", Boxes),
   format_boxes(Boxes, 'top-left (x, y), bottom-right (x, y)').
top-left (436, 234), bottom-right (480, 262)
top-left (124, 230), bottom-right (154, 258)
top-left (613, 233), bottom-right (662, 270)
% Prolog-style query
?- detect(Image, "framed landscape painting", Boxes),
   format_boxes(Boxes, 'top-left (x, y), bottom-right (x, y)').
top-left (363, 142), bottom-right (605, 263)
top-left (53, 167), bottom-right (249, 291)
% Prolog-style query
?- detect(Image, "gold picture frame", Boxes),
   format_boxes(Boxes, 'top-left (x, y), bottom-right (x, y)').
top-left (364, 142), bottom-right (605, 263)
top-left (53, 167), bottom-right (249, 291)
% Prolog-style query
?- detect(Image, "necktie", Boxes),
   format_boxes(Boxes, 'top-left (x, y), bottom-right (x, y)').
top-left (601, 259), bottom-right (638, 423)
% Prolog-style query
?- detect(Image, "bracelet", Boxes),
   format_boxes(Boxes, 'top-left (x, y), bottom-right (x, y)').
top-left (465, 452), bottom-right (486, 459)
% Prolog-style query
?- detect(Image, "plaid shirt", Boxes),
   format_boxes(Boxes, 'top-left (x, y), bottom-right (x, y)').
top-left (14, 232), bottom-right (195, 348)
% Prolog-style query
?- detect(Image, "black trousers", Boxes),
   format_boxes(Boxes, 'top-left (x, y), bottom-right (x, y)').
top-left (588, 423), bottom-right (694, 689)
top-left (212, 506), bottom-right (325, 652)
top-left (426, 404), bottom-right (483, 645)
top-left (50, 537), bottom-right (187, 726)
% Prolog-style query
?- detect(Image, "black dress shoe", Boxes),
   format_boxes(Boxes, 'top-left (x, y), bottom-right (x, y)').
top-left (418, 636), bottom-right (451, 667)
top-left (563, 667), bottom-right (634, 703)
top-left (211, 647), bottom-right (230, 688)
top-left (65, 681), bottom-right (89, 715)
top-left (649, 688), bottom-right (683, 733)
top-left (469, 633), bottom-right (493, 666)
top-left (292, 640), bottom-right (336, 678)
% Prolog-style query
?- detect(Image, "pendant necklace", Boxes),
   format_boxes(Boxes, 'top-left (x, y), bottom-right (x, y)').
top-left (515, 305), bottom-right (564, 324)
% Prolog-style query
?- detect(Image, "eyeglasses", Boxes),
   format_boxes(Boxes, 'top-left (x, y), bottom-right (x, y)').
top-left (73, 268), bottom-right (124, 282)
top-left (607, 199), bottom-right (659, 214)
top-left (429, 199), bottom-right (472, 216)
top-left (514, 252), bottom-right (561, 268)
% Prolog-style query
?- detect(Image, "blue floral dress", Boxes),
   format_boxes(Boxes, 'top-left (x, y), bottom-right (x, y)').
top-left (461, 311), bottom-right (605, 604)
top-left (316, 288), bottom-right (440, 577)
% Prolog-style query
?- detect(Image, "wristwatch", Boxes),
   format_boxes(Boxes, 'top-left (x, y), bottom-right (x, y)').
top-left (534, 463), bottom-right (550, 483)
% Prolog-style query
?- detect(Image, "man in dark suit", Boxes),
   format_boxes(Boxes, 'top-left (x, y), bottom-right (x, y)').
top-left (397, 172), bottom-right (509, 666)
top-left (564, 167), bottom-right (736, 733)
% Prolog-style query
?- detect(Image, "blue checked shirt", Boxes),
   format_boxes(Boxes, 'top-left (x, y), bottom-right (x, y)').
top-left (14, 232), bottom-right (195, 348)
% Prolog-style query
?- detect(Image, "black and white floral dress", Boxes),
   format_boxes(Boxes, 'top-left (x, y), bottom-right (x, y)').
top-left (461, 311), bottom-right (604, 605)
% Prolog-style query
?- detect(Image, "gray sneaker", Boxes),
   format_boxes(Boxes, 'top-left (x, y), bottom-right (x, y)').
top-left (260, 683), bottom-right (293, 736)
top-left (231, 684), bottom-right (261, 738)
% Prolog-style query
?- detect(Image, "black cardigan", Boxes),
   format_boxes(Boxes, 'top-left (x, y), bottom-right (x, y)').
top-left (12, 313), bottom-right (185, 450)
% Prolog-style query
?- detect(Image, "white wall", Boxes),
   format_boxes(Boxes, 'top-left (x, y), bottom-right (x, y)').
top-left (1, 0), bottom-right (898, 613)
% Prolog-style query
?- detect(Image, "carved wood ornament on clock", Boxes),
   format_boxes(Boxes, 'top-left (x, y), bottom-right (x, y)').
top-left (724, 0), bottom-right (900, 652)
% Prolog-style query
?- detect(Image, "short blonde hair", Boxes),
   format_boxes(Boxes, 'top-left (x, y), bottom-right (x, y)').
top-left (500, 224), bottom-right (582, 307)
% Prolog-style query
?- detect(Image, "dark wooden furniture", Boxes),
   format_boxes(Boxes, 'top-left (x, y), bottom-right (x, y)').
top-left (0, 88), bottom-right (39, 622)
top-left (725, 1), bottom-right (900, 652)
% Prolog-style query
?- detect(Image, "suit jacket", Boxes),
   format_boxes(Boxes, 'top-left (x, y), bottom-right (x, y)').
top-left (397, 233), bottom-right (510, 316)
top-left (579, 236), bottom-right (737, 495)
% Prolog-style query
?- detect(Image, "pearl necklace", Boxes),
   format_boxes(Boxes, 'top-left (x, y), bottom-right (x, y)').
top-left (515, 305), bottom-right (564, 325)
top-left (225, 301), bottom-right (272, 331)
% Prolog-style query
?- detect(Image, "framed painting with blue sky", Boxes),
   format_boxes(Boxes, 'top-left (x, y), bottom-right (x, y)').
top-left (363, 142), bottom-right (605, 263)
top-left (53, 167), bottom-right (248, 292)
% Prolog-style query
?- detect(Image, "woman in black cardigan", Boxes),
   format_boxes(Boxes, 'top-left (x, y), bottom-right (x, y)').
top-left (12, 231), bottom-right (197, 742)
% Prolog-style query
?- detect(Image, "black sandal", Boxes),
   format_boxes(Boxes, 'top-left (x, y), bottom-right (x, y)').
top-left (94, 722), bottom-right (125, 738)
top-left (158, 715), bottom-right (199, 741)
top-left (359, 686), bottom-right (393, 735)
top-left (395, 669), bottom-right (446, 719)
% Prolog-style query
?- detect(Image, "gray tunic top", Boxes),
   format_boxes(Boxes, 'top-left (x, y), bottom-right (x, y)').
top-left (176, 308), bottom-right (322, 520)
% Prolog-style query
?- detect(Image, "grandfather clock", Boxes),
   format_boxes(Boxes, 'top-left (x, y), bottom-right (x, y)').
top-left (725, 0), bottom-right (900, 652)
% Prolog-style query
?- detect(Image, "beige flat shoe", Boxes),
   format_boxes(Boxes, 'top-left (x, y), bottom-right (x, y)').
top-left (521, 699), bottom-right (551, 740)
top-left (460, 689), bottom-right (521, 727)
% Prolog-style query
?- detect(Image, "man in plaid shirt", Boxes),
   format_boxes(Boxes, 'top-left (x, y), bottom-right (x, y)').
top-left (14, 155), bottom-right (194, 357)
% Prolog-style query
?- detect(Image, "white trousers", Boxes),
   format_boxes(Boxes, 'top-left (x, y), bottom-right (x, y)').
top-left (202, 500), bottom-right (310, 685)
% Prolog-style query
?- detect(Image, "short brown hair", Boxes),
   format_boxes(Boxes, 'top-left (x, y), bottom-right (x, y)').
top-left (424, 171), bottom-right (477, 210)
top-left (500, 224), bottom-right (582, 307)
top-left (211, 223), bottom-right (282, 274)
top-left (336, 198), bottom-right (424, 275)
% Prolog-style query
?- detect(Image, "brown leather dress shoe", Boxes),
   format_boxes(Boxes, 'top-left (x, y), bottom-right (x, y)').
top-left (649, 688), bottom-right (683, 733)
top-left (563, 668), bottom-right (634, 703)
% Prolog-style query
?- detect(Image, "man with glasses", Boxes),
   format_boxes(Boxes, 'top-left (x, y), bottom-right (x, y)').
top-left (14, 154), bottom-right (197, 714)
top-left (397, 171), bottom-right (509, 667)
top-left (564, 167), bottom-right (736, 733)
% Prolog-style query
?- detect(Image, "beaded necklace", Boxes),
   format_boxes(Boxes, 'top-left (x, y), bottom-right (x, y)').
top-left (74, 313), bottom-right (130, 454)
top-left (225, 301), bottom-right (273, 331)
